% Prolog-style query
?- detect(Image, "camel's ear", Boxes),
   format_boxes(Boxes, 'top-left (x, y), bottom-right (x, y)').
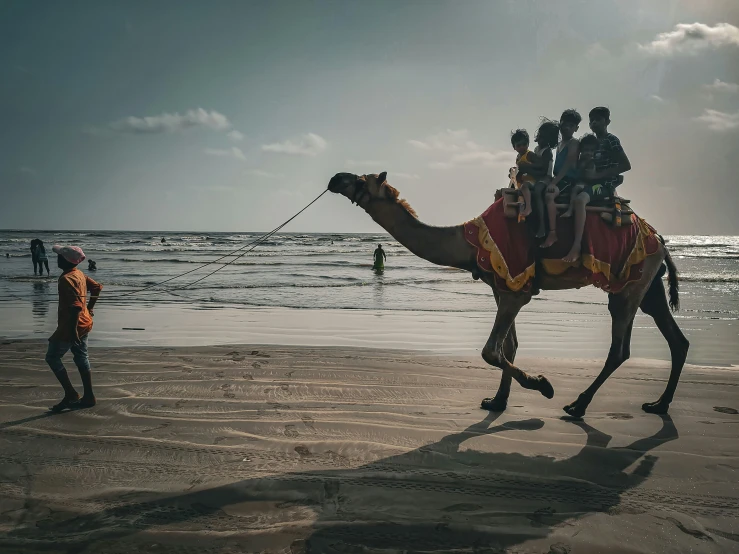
top-left (378, 171), bottom-right (387, 184)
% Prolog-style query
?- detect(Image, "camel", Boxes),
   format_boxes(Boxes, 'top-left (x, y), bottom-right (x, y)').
top-left (327, 172), bottom-right (690, 418)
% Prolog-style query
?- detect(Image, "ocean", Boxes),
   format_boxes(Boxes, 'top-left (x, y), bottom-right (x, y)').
top-left (1, 230), bottom-right (738, 365)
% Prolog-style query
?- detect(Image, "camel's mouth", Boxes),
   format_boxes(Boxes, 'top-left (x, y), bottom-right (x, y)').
top-left (327, 173), bottom-right (359, 194)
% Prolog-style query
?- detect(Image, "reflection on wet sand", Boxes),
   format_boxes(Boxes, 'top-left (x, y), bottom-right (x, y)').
top-left (31, 281), bottom-right (50, 322)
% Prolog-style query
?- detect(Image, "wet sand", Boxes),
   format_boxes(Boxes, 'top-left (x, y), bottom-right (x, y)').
top-left (0, 341), bottom-right (737, 553)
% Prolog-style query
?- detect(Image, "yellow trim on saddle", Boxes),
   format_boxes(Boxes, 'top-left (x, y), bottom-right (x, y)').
top-left (472, 216), bottom-right (536, 292)
top-left (540, 214), bottom-right (656, 286)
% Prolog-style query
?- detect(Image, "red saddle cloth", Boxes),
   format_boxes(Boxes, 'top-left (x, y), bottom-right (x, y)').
top-left (464, 199), bottom-right (660, 293)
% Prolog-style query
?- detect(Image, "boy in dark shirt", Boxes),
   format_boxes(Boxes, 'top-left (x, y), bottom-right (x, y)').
top-left (562, 107), bottom-right (631, 263)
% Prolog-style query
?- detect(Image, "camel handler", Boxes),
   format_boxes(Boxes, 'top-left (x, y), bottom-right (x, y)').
top-left (46, 245), bottom-right (102, 412)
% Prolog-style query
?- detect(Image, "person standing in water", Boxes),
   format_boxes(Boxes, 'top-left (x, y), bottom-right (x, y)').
top-left (30, 239), bottom-right (41, 274)
top-left (46, 245), bottom-right (102, 412)
top-left (35, 240), bottom-right (50, 276)
top-left (373, 244), bottom-right (386, 271)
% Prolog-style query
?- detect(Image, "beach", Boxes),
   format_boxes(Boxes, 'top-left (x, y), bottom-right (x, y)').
top-left (1, 340), bottom-right (737, 553)
top-left (1, 230), bottom-right (738, 552)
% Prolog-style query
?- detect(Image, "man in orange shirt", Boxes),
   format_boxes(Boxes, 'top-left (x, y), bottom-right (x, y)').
top-left (46, 245), bottom-right (102, 412)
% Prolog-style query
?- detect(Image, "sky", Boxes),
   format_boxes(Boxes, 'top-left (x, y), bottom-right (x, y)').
top-left (1, 0), bottom-right (738, 234)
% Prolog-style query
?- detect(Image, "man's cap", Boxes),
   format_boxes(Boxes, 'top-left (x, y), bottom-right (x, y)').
top-left (52, 245), bottom-right (86, 265)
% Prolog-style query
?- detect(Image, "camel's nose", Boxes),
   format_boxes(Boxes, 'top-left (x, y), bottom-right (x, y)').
top-left (327, 173), bottom-right (356, 193)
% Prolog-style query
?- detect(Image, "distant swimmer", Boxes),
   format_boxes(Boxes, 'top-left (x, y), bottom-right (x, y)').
top-left (5, 253), bottom-right (8, 258)
top-left (87, 260), bottom-right (97, 271)
top-left (373, 244), bottom-right (386, 271)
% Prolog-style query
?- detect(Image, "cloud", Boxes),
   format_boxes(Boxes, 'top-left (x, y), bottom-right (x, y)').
top-left (204, 147), bottom-right (246, 160)
top-left (228, 130), bottom-right (245, 141)
top-left (345, 159), bottom-right (386, 168)
top-left (261, 133), bottom-right (327, 156)
top-left (187, 184), bottom-right (236, 193)
top-left (694, 109), bottom-right (739, 131)
top-left (408, 129), bottom-right (479, 152)
top-left (703, 79), bottom-right (739, 94)
top-left (246, 169), bottom-right (284, 179)
top-left (107, 108), bottom-right (231, 134)
top-left (639, 22), bottom-right (739, 56)
top-left (411, 130), bottom-right (511, 170)
top-left (19, 166), bottom-right (37, 177)
top-left (649, 95), bottom-right (665, 102)
top-left (393, 172), bottom-right (420, 180)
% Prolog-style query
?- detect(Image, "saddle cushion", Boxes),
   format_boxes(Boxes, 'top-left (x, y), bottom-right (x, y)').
top-left (464, 199), bottom-right (660, 293)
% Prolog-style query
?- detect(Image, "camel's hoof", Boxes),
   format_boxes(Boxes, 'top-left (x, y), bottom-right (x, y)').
top-left (481, 397), bottom-right (507, 412)
top-left (536, 375), bottom-right (554, 399)
top-left (563, 394), bottom-right (589, 419)
top-left (642, 400), bottom-right (670, 414)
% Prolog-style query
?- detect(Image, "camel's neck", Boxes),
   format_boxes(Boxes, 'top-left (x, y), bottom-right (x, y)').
top-left (364, 199), bottom-right (476, 271)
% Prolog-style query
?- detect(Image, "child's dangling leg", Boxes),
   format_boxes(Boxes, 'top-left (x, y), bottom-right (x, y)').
top-left (540, 186), bottom-right (560, 248)
top-left (561, 184), bottom-right (584, 219)
top-left (519, 182), bottom-right (533, 218)
top-left (533, 181), bottom-right (548, 238)
top-left (563, 190), bottom-right (591, 263)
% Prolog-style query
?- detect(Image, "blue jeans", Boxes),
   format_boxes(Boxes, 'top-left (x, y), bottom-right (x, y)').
top-left (46, 335), bottom-right (91, 376)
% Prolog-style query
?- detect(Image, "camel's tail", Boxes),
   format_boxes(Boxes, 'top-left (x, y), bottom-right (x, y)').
top-left (662, 240), bottom-right (680, 312)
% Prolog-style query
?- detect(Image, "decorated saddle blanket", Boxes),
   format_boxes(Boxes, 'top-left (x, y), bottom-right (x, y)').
top-left (464, 199), bottom-right (660, 293)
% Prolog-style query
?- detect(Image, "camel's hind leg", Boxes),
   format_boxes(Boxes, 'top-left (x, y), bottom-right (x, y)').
top-left (481, 292), bottom-right (554, 409)
top-left (563, 253), bottom-right (666, 418)
top-left (639, 273), bottom-right (689, 414)
top-left (563, 291), bottom-right (640, 418)
top-left (481, 323), bottom-right (517, 411)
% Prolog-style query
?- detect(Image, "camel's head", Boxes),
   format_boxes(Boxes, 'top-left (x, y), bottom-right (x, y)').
top-left (327, 172), bottom-right (417, 217)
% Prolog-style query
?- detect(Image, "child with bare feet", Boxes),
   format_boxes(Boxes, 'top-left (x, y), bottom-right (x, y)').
top-left (527, 119), bottom-right (559, 237)
top-left (561, 107), bottom-right (631, 263)
top-left (540, 109), bottom-right (581, 249)
top-left (511, 129), bottom-right (536, 218)
top-left (46, 245), bottom-right (102, 412)
top-left (511, 122), bottom-right (558, 225)
top-left (561, 133), bottom-right (599, 219)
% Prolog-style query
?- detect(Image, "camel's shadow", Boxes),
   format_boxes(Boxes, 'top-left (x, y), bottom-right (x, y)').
top-left (10, 413), bottom-right (677, 553)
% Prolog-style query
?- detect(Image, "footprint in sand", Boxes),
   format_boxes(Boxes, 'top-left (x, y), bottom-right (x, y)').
top-left (442, 503), bottom-right (483, 512)
top-left (242, 373), bottom-right (254, 380)
top-left (280, 384), bottom-right (291, 394)
top-left (252, 362), bottom-right (262, 369)
top-left (251, 350), bottom-right (271, 358)
top-left (294, 445), bottom-right (311, 457)
top-left (713, 406), bottom-right (738, 415)
top-left (142, 421), bottom-right (171, 434)
top-left (215, 371), bottom-right (225, 378)
top-left (548, 544), bottom-right (571, 554)
top-left (221, 384), bottom-right (236, 399)
top-left (301, 415), bottom-right (315, 430)
top-left (527, 506), bottom-right (556, 527)
top-left (607, 413), bottom-right (634, 420)
top-left (666, 517), bottom-right (714, 541)
top-left (284, 424), bottom-right (299, 438)
top-left (174, 399), bottom-right (186, 409)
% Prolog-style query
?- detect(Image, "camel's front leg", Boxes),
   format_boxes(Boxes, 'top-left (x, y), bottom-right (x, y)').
top-left (481, 292), bottom-right (554, 409)
top-left (481, 323), bottom-right (516, 411)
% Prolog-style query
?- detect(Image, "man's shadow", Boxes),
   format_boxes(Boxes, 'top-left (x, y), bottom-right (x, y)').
top-left (8, 413), bottom-right (677, 553)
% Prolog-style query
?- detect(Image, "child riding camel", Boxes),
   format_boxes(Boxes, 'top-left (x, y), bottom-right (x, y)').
top-left (541, 109), bottom-right (581, 249)
top-left (511, 121), bottom-right (558, 231)
top-left (561, 107), bottom-right (631, 263)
